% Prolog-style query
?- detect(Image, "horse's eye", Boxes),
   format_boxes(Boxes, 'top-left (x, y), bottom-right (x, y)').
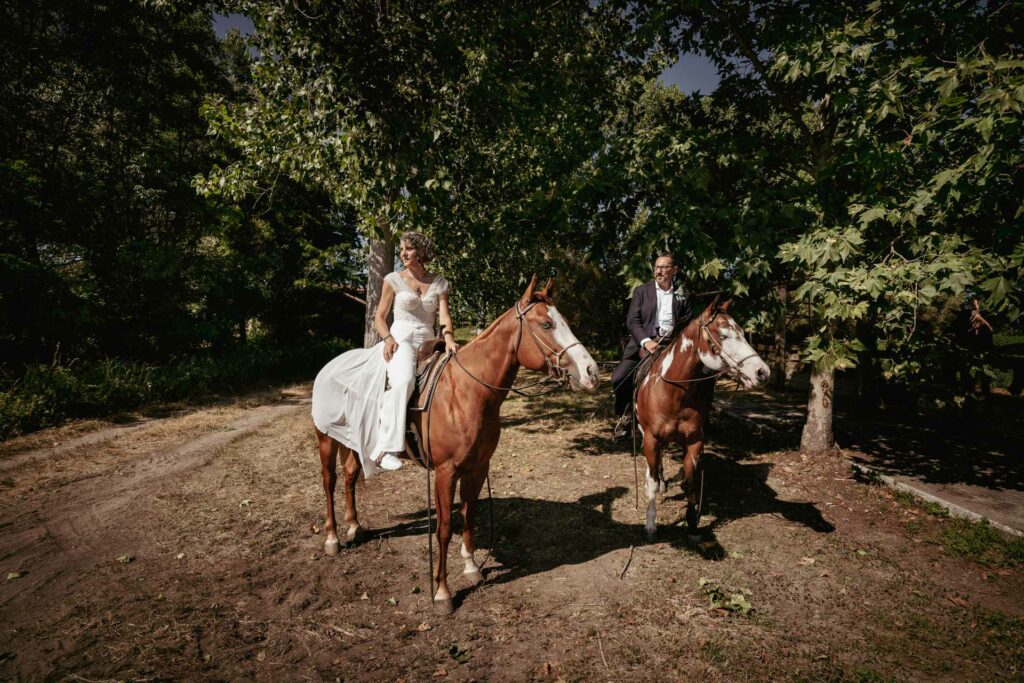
top-left (541, 322), bottom-right (552, 329)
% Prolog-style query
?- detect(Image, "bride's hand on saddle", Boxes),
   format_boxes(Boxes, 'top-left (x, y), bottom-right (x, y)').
top-left (383, 336), bottom-right (398, 362)
top-left (444, 332), bottom-right (459, 354)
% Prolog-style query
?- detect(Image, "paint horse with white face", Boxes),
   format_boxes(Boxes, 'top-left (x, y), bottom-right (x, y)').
top-left (634, 297), bottom-right (770, 542)
top-left (315, 276), bottom-right (599, 614)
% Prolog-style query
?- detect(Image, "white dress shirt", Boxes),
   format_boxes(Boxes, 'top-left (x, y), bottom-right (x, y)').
top-left (641, 282), bottom-right (675, 347)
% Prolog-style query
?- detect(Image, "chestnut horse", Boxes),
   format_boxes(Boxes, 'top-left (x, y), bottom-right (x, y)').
top-left (634, 297), bottom-right (770, 542)
top-left (315, 276), bottom-right (599, 614)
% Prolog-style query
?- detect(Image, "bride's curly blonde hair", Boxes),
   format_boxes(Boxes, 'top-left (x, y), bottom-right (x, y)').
top-left (399, 231), bottom-right (435, 264)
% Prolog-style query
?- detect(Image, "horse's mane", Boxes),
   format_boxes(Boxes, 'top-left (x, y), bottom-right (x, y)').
top-left (458, 292), bottom-right (554, 351)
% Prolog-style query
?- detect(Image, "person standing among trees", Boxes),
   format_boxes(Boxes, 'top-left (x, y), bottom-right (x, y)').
top-left (312, 232), bottom-right (459, 474)
top-left (610, 251), bottom-right (693, 437)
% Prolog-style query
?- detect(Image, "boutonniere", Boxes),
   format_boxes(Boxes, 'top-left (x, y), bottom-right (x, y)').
top-left (673, 289), bottom-right (686, 302)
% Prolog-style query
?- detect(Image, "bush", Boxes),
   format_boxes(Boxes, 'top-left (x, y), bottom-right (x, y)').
top-left (0, 337), bottom-right (351, 439)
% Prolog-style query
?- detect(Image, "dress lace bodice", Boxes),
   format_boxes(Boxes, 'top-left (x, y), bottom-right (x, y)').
top-left (386, 271), bottom-right (448, 330)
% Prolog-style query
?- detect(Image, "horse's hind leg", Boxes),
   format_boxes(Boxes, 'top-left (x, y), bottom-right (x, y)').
top-left (341, 446), bottom-right (365, 545)
top-left (682, 439), bottom-right (704, 543)
top-left (642, 433), bottom-right (661, 541)
top-left (458, 468), bottom-right (488, 585)
top-left (316, 428), bottom-right (341, 555)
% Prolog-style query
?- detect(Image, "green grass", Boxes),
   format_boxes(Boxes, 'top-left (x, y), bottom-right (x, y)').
top-left (940, 518), bottom-right (1024, 568)
top-left (891, 489), bottom-right (1023, 567)
top-left (893, 490), bottom-right (949, 517)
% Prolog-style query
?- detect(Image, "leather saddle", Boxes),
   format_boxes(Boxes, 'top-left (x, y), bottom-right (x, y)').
top-left (403, 337), bottom-right (451, 468)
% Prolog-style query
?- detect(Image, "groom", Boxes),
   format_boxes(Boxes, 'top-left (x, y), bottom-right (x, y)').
top-left (611, 251), bottom-right (693, 436)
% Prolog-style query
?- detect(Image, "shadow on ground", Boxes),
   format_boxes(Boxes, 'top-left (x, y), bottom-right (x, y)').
top-left (372, 449), bottom-right (833, 607)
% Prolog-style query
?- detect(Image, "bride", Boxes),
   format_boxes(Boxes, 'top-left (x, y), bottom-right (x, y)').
top-left (311, 232), bottom-right (458, 475)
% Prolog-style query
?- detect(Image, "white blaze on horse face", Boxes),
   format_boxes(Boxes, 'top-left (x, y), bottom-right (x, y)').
top-left (698, 346), bottom-right (724, 372)
top-left (718, 319), bottom-right (770, 388)
top-left (645, 466), bottom-right (658, 535)
top-left (547, 305), bottom-right (598, 391)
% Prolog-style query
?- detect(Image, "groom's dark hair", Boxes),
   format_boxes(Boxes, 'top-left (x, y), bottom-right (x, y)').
top-left (652, 249), bottom-right (674, 265)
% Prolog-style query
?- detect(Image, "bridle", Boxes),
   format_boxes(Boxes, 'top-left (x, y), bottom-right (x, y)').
top-left (449, 298), bottom-right (582, 396)
top-left (656, 309), bottom-right (760, 387)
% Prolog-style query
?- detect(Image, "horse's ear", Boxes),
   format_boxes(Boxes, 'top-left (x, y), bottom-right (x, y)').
top-left (541, 277), bottom-right (555, 298)
top-left (701, 293), bottom-right (720, 319)
top-left (720, 298), bottom-right (733, 312)
top-left (520, 273), bottom-right (538, 305)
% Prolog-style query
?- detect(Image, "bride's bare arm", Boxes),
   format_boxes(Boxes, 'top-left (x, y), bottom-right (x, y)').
top-left (438, 291), bottom-right (459, 352)
top-left (375, 280), bottom-right (398, 361)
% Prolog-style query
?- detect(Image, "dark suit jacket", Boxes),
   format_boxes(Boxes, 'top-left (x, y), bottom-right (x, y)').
top-left (622, 280), bottom-right (693, 360)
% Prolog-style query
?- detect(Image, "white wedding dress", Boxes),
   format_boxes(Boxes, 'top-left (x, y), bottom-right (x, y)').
top-left (311, 272), bottom-right (448, 477)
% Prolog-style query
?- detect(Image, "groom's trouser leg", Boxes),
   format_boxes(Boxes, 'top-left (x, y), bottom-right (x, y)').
top-left (611, 357), bottom-right (639, 417)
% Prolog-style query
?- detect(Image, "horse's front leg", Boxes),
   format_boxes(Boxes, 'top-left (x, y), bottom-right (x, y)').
top-left (642, 432), bottom-right (662, 541)
top-left (682, 438), bottom-right (704, 543)
top-left (459, 467), bottom-right (488, 585)
top-left (432, 462), bottom-right (458, 615)
top-left (342, 447), bottom-right (365, 545)
top-left (316, 429), bottom-right (341, 555)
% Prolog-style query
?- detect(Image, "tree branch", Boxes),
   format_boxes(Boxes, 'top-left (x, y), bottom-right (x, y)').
top-left (709, 0), bottom-right (814, 142)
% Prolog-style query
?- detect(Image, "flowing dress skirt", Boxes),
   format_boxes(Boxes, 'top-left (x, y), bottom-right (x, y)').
top-left (311, 320), bottom-right (431, 477)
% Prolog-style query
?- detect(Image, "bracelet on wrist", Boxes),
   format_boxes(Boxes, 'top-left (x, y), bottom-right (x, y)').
top-left (382, 334), bottom-right (393, 342)
top-left (443, 330), bottom-right (454, 337)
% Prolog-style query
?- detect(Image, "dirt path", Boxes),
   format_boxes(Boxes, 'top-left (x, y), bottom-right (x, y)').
top-left (0, 387), bottom-right (1020, 681)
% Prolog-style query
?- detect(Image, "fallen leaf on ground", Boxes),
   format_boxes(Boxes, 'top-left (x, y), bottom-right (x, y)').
top-left (175, 553), bottom-right (185, 560)
top-left (240, 499), bottom-right (253, 507)
top-left (947, 595), bottom-right (969, 608)
top-left (799, 556), bottom-right (816, 566)
top-left (386, 597), bottom-right (398, 606)
top-left (417, 622), bottom-right (431, 631)
top-left (360, 592), bottom-right (369, 601)
top-left (117, 554), bottom-right (133, 564)
top-left (432, 666), bottom-right (447, 677)
top-left (6, 571), bottom-right (24, 580)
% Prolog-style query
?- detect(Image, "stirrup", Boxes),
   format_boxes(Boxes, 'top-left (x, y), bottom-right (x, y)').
top-left (373, 452), bottom-right (404, 471)
top-left (613, 412), bottom-right (632, 439)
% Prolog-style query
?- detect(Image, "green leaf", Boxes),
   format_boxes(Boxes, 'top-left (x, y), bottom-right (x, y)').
top-left (859, 206), bottom-right (886, 226)
top-left (977, 116), bottom-right (994, 143)
top-left (938, 74), bottom-right (960, 99)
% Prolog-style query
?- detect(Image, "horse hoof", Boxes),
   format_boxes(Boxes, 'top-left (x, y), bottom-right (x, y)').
top-left (433, 598), bottom-right (454, 616)
top-left (463, 570), bottom-right (484, 586)
top-left (324, 539), bottom-right (340, 556)
top-left (346, 526), bottom-right (365, 546)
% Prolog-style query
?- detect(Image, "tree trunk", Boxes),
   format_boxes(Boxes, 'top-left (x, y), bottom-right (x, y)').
top-left (363, 231), bottom-right (395, 348)
top-left (800, 363), bottom-right (835, 453)
top-left (771, 282), bottom-right (788, 388)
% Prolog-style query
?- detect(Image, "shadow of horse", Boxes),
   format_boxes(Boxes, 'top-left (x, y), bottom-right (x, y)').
top-left (364, 452), bottom-right (833, 606)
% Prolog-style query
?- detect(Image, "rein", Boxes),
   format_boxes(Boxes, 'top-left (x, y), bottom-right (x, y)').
top-left (448, 300), bottom-right (578, 397)
top-left (420, 298), bottom-right (578, 597)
